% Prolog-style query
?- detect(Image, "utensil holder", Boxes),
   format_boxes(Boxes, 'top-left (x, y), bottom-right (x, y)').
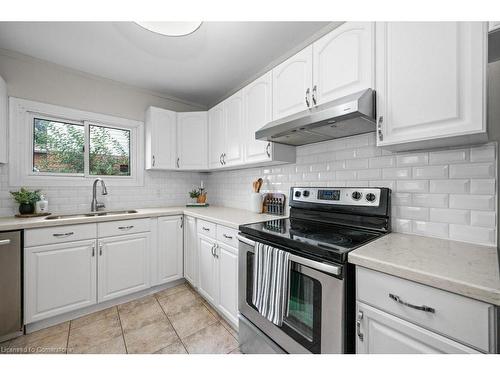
top-left (250, 192), bottom-right (264, 213)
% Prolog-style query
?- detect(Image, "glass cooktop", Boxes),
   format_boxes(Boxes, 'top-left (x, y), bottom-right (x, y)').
top-left (239, 218), bottom-right (383, 263)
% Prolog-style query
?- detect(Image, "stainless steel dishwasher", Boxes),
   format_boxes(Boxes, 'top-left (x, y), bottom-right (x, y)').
top-left (0, 231), bottom-right (23, 343)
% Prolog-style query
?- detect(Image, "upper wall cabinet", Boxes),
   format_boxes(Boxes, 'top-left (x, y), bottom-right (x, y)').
top-left (243, 72), bottom-right (296, 164)
top-left (0, 75), bottom-right (7, 164)
top-left (376, 22), bottom-right (488, 151)
top-left (145, 106), bottom-right (177, 170)
top-left (177, 112), bottom-right (208, 170)
top-left (272, 46), bottom-right (313, 120)
top-left (208, 103), bottom-right (225, 169)
top-left (312, 22), bottom-right (374, 105)
top-left (223, 91), bottom-right (244, 166)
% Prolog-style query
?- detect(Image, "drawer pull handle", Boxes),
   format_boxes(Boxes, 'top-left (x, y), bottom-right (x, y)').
top-left (53, 232), bottom-right (74, 237)
top-left (223, 234), bottom-right (233, 239)
top-left (202, 227), bottom-right (210, 231)
top-left (389, 293), bottom-right (435, 313)
top-left (118, 225), bottom-right (134, 230)
top-left (0, 239), bottom-right (12, 246)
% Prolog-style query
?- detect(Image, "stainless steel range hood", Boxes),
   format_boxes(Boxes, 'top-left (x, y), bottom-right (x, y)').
top-left (256, 89), bottom-right (376, 146)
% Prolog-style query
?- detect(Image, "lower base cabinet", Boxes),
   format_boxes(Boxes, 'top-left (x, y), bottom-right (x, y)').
top-left (198, 233), bottom-right (218, 305)
top-left (183, 215), bottom-right (198, 286)
top-left (97, 232), bottom-right (151, 303)
top-left (356, 302), bottom-right (480, 354)
top-left (157, 216), bottom-right (183, 284)
top-left (216, 243), bottom-right (238, 326)
top-left (25, 239), bottom-right (97, 323)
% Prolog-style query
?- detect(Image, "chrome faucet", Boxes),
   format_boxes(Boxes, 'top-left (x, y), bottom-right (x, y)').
top-left (91, 178), bottom-right (108, 212)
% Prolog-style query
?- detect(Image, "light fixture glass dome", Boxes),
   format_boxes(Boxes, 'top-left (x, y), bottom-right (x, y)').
top-left (135, 21), bottom-right (202, 36)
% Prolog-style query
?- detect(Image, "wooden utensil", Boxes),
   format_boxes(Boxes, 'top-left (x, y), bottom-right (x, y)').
top-left (256, 178), bottom-right (263, 193)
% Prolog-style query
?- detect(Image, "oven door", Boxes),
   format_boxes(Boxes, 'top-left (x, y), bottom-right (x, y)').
top-left (238, 234), bottom-right (345, 354)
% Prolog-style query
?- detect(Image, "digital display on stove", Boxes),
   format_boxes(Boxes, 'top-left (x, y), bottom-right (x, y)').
top-left (317, 189), bottom-right (340, 201)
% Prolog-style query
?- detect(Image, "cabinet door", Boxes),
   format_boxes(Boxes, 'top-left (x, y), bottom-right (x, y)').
top-left (197, 233), bottom-right (217, 305)
top-left (223, 91), bottom-right (244, 166)
top-left (145, 106), bottom-right (177, 169)
top-left (0, 75), bottom-right (7, 164)
top-left (313, 22), bottom-right (374, 105)
top-left (177, 112), bottom-right (208, 170)
top-left (376, 22), bottom-right (487, 149)
top-left (98, 233), bottom-right (150, 302)
top-left (216, 243), bottom-right (239, 327)
top-left (25, 240), bottom-right (97, 323)
top-left (208, 103), bottom-right (225, 168)
top-left (356, 302), bottom-right (480, 354)
top-left (157, 216), bottom-right (183, 284)
top-left (183, 216), bottom-right (198, 287)
top-left (272, 45), bottom-right (313, 120)
top-left (243, 72), bottom-right (273, 163)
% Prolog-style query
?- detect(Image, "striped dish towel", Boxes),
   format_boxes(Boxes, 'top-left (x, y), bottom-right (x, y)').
top-left (252, 242), bottom-right (290, 326)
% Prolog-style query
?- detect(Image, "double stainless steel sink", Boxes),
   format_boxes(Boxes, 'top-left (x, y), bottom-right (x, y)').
top-left (45, 210), bottom-right (138, 220)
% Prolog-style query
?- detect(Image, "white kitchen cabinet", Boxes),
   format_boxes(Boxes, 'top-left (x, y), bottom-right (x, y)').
top-left (145, 106), bottom-right (177, 169)
top-left (272, 45), bottom-right (313, 120)
top-left (183, 215), bottom-right (198, 287)
top-left (375, 22), bottom-right (488, 151)
top-left (0, 74), bottom-right (7, 164)
top-left (157, 216), bottom-right (183, 285)
top-left (223, 91), bottom-right (244, 166)
top-left (197, 233), bottom-right (218, 305)
top-left (177, 112), bottom-right (208, 170)
top-left (208, 103), bottom-right (225, 168)
top-left (356, 302), bottom-right (480, 354)
top-left (312, 22), bottom-right (374, 105)
top-left (98, 232), bottom-right (150, 302)
top-left (24, 239), bottom-right (97, 323)
top-left (216, 242), bottom-right (239, 326)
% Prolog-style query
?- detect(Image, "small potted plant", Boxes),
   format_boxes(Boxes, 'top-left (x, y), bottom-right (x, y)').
top-left (10, 187), bottom-right (42, 215)
top-left (189, 188), bottom-right (207, 204)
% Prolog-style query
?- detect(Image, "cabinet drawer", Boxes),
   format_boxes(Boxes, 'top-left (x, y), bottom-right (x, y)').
top-left (197, 219), bottom-right (216, 238)
top-left (216, 225), bottom-right (239, 248)
top-left (356, 267), bottom-right (494, 352)
top-left (25, 224), bottom-right (97, 247)
top-left (98, 218), bottom-right (150, 238)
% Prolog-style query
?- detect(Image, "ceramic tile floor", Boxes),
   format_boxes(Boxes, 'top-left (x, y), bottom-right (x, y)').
top-left (0, 283), bottom-right (242, 354)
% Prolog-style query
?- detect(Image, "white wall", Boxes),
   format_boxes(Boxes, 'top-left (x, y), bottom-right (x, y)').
top-left (207, 133), bottom-right (498, 247)
top-left (0, 49), bottom-right (204, 215)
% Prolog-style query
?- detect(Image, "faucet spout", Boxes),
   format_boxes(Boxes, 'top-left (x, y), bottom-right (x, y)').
top-left (91, 178), bottom-right (108, 212)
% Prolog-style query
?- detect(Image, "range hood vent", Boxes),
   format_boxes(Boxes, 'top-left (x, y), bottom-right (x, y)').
top-left (256, 89), bottom-right (376, 146)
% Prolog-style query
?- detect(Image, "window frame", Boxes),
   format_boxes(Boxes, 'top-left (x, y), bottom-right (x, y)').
top-left (9, 97), bottom-right (144, 187)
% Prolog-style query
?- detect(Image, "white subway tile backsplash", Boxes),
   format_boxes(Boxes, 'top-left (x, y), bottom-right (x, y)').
top-left (357, 169), bottom-right (381, 180)
top-left (412, 165), bottom-right (449, 179)
top-left (395, 206), bottom-right (429, 220)
top-left (449, 163), bottom-right (495, 179)
top-left (345, 158), bottom-right (369, 170)
top-left (430, 179), bottom-right (469, 193)
top-left (392, 192), bottom-right (412, 206)
top-left (449, 224), bottom-right (496, 245)
top-left (335, 170), bottom-right (357, 180)
top-left (429, 149), bottom-right (469, 164)
top-left (396, 153), bottom-right (429, 166)
top-left (369, 156), bottom-right (396, 169)
top-left (382, 168), bottom-right (411, 180)
top-left (449, 195), bottom-right (495, 211)
top-left (430, 208), bottom-right (470, 225)
top-left (412, 194), bottom-right (448, 208)
top-left (412, 221), bottom-right (449, 238)
top-left (396, 180), bottom-right (429, 193)
top-left (470, 179), bottom-right (496, 195)
top-left (470, 211), bottom-right (496, 228)
top-left (470, 145), bottom-right (496, 162)
top-left (392, 218), bottom-right (412, 233)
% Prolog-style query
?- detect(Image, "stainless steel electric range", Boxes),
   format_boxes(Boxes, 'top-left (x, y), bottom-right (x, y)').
top-left (237, 186), bottom-right (391, 354)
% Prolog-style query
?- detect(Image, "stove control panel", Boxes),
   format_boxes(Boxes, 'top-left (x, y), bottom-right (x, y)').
top-left (291, 187), bottom-right (381, 207)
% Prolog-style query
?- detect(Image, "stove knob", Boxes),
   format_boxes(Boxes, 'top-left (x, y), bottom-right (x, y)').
top-left (366, 193), bottom-right (376, 202)
top-left (294, 190), bottom-right (301, 198)
top-left (351, 191), bottom-right (362, 200)
top-left (303, 190), bottom-right (310, 197)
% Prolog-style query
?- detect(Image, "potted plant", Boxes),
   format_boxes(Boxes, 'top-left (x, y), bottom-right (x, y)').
top-left (189, 188), bottom-right (207, 204)
top-left (10, 187), bottom-right (42, 215)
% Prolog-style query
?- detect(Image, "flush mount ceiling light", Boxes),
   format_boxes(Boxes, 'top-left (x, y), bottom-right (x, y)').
top-left (135, 21), bottom-right (202, 36)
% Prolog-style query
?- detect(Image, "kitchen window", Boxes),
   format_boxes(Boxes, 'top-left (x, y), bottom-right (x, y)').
top-left (9, 97), bottom-right (144, 187)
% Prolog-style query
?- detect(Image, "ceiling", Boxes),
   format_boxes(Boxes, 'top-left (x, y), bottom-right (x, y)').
top-left (0, 22), bottom-right (336, 107)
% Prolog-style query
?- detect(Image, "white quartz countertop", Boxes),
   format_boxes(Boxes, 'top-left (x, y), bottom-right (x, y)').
top-left (0, 206), bottom-right (282, 231)
top-left (349, 232), bottom-right (500, 305)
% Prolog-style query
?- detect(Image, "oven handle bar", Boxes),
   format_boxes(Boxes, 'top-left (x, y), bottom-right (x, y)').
top-left (237, 234), bottom-right (342, 276)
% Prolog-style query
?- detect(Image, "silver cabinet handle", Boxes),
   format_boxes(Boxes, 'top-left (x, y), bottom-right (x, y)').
top-left (265, 142), bottom-right (271, 158)
top-left (389, 293), bottom-right (435, 313)
top-left (377, 116), bottom-right (384, 141)
top-left (214, 244), bottom-right (219, 258)
top-left (210, 243), bottom-right (216, 257)
top-left (99, 242), bottom-right (103, 256)
top-left (202, 227), bottom-right (210, 231)
top-left (176, 157), bottom-right (180, 168)
top-left (223, 234), bottom-right (233, 240)
top-left (91, 243), bottom-right (95, 257)
top-left (118, 225), bottom-right (134, 231)
top-left (219, 153), bottom-right (223, 165)
top-left (0, 239), bottom-right (12, 246)
top-left (180, 216), bottom-right (184, 228)
top-left (222, 153), bottom-right (226, 165)
top-left (152, 155), bottom-right (155, 167)
top-left (53, 232), bottom-right (74, 237)
top-left (312, 85), bottom-right (317, 106)
top-left (305, 88), bottom-right (311, 108)
top-left (356, 311), bottom-right (364, 341)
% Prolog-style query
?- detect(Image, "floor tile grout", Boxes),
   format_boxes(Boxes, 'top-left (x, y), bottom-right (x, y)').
top-left (115, 306), bottom-right (129, 354)
top-left (65, 320), bottom-right (71, 354)
top-left (154, 294), bottom-right (189, 354)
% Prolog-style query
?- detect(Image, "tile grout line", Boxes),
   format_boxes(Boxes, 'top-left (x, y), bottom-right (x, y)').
top-left (65, 320), bottom-right (71, 354)
top-left (154, 294), bottom-right (189, 354)
top-left (116, 306), bottom-right (129, 354)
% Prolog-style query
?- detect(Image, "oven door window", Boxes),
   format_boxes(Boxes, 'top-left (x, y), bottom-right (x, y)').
top-left (246, 253), bottom-right (322, 353)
